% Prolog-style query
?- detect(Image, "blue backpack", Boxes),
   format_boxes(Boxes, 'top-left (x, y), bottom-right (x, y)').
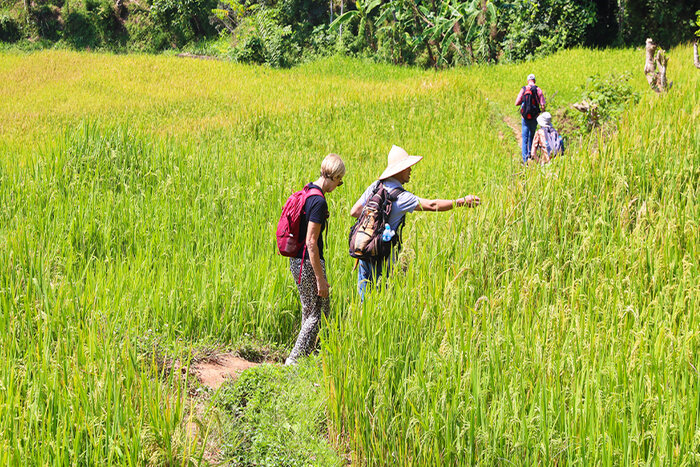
top-left (543, 127), bottom-right (565, 158)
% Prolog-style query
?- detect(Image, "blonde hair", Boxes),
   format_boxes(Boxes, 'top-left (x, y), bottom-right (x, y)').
top-left (320, 153), bottom-right (346, 180)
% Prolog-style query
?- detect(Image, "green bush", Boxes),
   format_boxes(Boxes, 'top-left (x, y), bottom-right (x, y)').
top-left (230, 7), bottom-right (292, 67)
top-left (150, 0), bottom-right (218, 49)
top-left (573, 72), bottom-right (640, 133)
top-left (91, 0), bottom-right (127, 47)
top-left (0, 13), bottom-right (21, 43)
top-left (214, 360), bottom-right (341, 466)
top-left (497, 0), bottom-right (597, 62)
top-left (63, 11), bottom-right (99, 48)
top-left (619, 0), bottom-right (698, 47)
top-left (30, 4), bottom-right (61, 41)
top-left (123, 2), bottom-right (164, 52)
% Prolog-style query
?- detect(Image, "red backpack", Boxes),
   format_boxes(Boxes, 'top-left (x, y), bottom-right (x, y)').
top-left (520, 85), bottom-right (541, 120)
top-left (276, 185), bottom-right (324, 258)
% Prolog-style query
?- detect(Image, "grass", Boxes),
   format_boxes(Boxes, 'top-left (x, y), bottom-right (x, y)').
top-left (0, 45), bottom-right (698, 464)
top-left (214, 357), bottom-right (342, 466)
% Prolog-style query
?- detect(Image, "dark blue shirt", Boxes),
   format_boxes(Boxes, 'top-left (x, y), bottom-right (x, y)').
top-left (296, 183), bottom-right (328, 260)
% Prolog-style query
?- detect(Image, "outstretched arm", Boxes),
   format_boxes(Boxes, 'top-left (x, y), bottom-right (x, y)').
top-left (350, 199), bottom-right (363, 218)
top-left (414, 195), bottom-right (480, 212)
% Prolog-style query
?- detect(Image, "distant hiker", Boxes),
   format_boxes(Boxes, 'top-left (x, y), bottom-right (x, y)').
top-left (349, 145), bottom-right (480, 300)
top-left (530, 111), bottom-right (565, 164)
top-left (278, 154), bottom-right (346, 365)
top-left (515, 73), bottom-right (546, 165)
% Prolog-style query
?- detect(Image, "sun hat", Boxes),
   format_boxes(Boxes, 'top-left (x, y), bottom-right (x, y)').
top-left (536, 111), bottom-right (552, 127)
top-left (527, 73), bottom-right (536, 82)
top-left (378, 145), bottom-right (423, 180)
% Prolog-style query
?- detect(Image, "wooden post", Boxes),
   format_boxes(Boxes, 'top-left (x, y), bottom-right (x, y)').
top-left (644, 38), bottom-right (669, 93)
top-left (694, 40), bottom-right (700, 69)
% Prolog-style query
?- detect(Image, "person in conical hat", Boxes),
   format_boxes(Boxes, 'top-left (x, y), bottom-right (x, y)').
top-left (350, 145), bottom-right (480, 300)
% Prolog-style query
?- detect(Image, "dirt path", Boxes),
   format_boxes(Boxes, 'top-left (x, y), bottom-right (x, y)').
top-left (191, 353), bottom-right (260, 389)
top-left (180, 353), bottom-right (262, 463)
top-left (502, 114), bottom-right (522, 147)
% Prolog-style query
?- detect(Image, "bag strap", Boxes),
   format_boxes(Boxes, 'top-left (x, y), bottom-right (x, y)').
top-left (303, 185), bottom-right (324, 201)
top-left (387, 186), bottom-right (404, 200)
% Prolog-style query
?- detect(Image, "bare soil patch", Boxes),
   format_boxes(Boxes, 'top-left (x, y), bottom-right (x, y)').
top-left (191, 353), bottom-right (260, 389)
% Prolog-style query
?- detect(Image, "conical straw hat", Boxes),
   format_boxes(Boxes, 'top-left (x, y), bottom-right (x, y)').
top-left (378, 145), bottom-right (423, 180)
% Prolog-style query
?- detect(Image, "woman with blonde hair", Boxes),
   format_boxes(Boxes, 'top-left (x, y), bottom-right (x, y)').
top-left (286, 154), bottom-right (345, 365)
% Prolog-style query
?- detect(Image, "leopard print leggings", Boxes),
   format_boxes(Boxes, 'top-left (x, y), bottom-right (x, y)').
top-left (286, 258), bottom-right (330, 364)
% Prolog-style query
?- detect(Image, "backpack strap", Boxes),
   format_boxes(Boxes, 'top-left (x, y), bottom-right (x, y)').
top-left (386, 186), bottom-right (406, 250)
top-left (387, 186), bottom-right (404, 200)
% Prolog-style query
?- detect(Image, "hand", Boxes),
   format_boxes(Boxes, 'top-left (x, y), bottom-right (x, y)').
top-left (460, 195), bottom-right (480, 207)
top-left (316, 277), bottom-right (330, 298)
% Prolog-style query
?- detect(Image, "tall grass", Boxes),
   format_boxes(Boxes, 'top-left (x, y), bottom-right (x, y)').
top-left (323, 48), bottom-right (700, 464)
top-left (0, 46), bottom-right (697, 463)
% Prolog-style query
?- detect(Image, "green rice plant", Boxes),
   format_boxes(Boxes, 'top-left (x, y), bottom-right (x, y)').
top-left (0, 45), bottom-right (697, 464)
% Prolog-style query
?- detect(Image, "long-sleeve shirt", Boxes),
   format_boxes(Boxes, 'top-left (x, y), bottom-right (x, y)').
top-left (515, 85), bottom-right (546, 110)
top-left (531, 128), bottom-right (549, 162)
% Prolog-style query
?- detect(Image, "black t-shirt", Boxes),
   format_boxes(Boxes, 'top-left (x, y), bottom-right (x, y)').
top-left (296, 183), bottom-right (328, 260)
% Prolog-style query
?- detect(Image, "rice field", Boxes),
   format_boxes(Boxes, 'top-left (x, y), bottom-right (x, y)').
top-left (0, 46), bottom-right (698, 464)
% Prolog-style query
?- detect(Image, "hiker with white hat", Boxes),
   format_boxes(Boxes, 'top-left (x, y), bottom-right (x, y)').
top-left (530, 111), bottom-right (565, 164)
top-left (515, 73), bottom-right (546, 165)
top-left (349, 145), bottom-right (480, 300)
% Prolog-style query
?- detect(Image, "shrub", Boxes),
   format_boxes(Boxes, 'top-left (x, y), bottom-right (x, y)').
top-left (150, 0), bottom-right (218, 49)
top-left (91, 0), bottom-right (127, 47)
top-left (573, 72), bottom-right (640, 133)
top-left (30, 4), bottom-right (61, 41)
top-left (63, 11), bottom-right (100, 48)
top-left (123, 2), bottom-right (163, 52)
top-left (229, 7), bottom-right (292, 67)
top-left (0, 14), bottom-right (21, 43)
top-left (498, 0), bottom-right (597, 62)
top-left (214, 360), bottom-right (340, 466)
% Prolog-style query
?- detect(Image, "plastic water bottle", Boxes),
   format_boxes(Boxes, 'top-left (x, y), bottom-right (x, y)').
top-left (382, 223), bottom-right (395, 242)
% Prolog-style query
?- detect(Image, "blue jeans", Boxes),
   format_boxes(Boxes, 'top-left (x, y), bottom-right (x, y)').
top-left (521, 118), bottom-right (537, 163)
top-left (358, 256), bottom-right (392, 301)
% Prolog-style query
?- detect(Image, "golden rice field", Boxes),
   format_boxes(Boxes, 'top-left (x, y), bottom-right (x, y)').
top-left (0, 46), bottom-right (698, 464)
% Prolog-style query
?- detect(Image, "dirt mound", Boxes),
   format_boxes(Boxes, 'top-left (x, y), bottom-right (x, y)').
top-left (191, 353), bottom-right (260, 389)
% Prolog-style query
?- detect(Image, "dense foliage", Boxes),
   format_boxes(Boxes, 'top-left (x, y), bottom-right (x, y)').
top-left (1, 0), bottom-right (699, 66)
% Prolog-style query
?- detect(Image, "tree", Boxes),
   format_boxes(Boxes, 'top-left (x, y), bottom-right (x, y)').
top-left (329, 0), bottom-right (381, 50)
top-left (618, 0), bottom-right (698, 47)
top-left (644, 38), bottom-right (670, 93)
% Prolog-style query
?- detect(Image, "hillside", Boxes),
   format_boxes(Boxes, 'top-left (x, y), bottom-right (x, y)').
top-left (0, 46), bottom-right (698, 464)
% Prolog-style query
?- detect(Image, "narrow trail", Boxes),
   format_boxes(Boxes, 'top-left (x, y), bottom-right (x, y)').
top-left (182, 353), bottom-right (262, 463)
top-left (502, 114), bottom-right (522, 147)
